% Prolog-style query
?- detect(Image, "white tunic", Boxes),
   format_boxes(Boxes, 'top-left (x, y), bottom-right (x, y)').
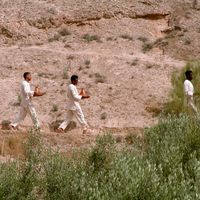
top-left (184, 80), bottom-right (194, 96)
top-left (66, 84), bottom-right (82, 110)
top-left (20, 80), bottom-right (34, 106)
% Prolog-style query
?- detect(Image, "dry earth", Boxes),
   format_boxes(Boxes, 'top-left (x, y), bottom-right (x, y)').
top-left (0, 0), bottom-right (199, 157)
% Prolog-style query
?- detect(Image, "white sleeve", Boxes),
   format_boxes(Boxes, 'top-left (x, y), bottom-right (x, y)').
top-left (23, 83), bottom-right (34, 97)
top-left (70, 86), bottom-right (82, 101)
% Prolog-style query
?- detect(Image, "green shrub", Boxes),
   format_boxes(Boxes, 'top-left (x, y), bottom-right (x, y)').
top-left (164, 61), bottom-right (200, 115)
top-left (59, 28), bottom-right (71, 37)
top-left (84, 59), bottom-right (90, 66)
top-left (142, 42), bottom-right (153, 53)
top-left (82, 34), bottom-right (101, 43)
top-left (63, 68), bottom-right (69, 79)
top-left (138, 36), bottom-right (148, 43)
top-left (120, 34), bottom-right (133, 41)
top-left (95, 73), bottom-right (106, 83)
top-left (1, 116), bottom-right (200, 199)
top-left (51, 104), bottom-right (58, 112)
top-left (48, 34), bottom-right (60, 42)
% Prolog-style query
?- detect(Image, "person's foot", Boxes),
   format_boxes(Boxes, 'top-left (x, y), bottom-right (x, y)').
top-left (82, 128), bottom-right (93, 135)
top-left (9, 125), bottom-right (19, 131)
top-left (57, 128), bottom-right (65, 133)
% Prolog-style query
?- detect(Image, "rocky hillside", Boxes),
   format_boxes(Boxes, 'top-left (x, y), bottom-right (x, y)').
top-left (0, 0), bottom-right (198, 131)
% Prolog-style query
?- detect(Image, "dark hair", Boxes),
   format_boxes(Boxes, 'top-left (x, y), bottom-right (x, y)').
top-left (71, 75), bottom-right (78, 82)
top-left (23, 72), bottom-right (31, 79)
top-left (185, 70), bottom-right (192, 78)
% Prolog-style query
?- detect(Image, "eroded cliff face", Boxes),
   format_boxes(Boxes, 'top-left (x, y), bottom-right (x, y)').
top-left (0, 0), bottom-right (197, 130)
top-left (0, 0), bottom-right (198, 59)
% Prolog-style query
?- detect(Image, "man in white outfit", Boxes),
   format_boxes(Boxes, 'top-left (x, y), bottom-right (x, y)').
top-left (184, 70), bottom-right (198, 114)
top-left (58, 75), bottom-right (90, 133)
top-left (10, 72), bottom-right (45, 129)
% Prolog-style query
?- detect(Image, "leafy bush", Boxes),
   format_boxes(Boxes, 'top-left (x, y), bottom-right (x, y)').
top-left (1, 116), bottom-right (200, 199)
top-left (142, 42), bottom-right (153, 53)
top-left (59, 28), bottom-right (71, 37)
top-left (63, 67), bottom-right (69, 79)
top-left (120, 34), bottom-right (133, 41)
top-left (82, 34), bottom-right (101, 43)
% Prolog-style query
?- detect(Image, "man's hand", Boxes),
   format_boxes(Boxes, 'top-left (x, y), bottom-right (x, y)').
top-left (82, 95), bottom-right (90, 99)
top-left (80, 88), bottom-right (90, 99)
top-left (80, 88), bottom-right (86, 96)
top-left (34, 86), bottom-right (46, 97)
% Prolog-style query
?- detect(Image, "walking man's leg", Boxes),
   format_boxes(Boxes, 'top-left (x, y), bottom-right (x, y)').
top-left (73, 108), bottom-right (89, 133)
top-left (188, 96), bottom-right (198, 114)
top-left (27, 106), bottom-right (40, 129)
top-left (58, 110), bottom-right (73, 130)
top-left (10, 106), bottom-right (27, 128)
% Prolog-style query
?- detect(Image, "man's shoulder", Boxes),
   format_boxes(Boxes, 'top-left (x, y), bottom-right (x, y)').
top-left (184, 80), bottom-right (191, 84)
top-left (22, 80), bottom-right (28, 85)
top-left (22, 80), bottom-right (29, 84)
top-left (68, 84), bottom-right (76, 89)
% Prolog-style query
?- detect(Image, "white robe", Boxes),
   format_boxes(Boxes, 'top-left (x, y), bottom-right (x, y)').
top-left (11, 80), bottom-right (40, 128)
top-left (59, 84), bottom-right (88, 130)
top-left (184, 80), bottom-right (197, 114)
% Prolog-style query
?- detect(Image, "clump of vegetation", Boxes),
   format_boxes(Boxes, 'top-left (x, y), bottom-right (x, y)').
top-left (154, 38), bottom-right (169, 47)
top-left (48, 28), bottom-right (71, 43)
top-left (131, 58), bottom-right (139, 66)
top-left (106, 37), bottom-right (114, 41)
top-left (84, 59), bottom-right (90, 66)
top-left (68, 55), bottom-right (74, 60)
top-left (120, 34), bottom-right (133, 41)
top-left (145, 104), bottom-right (162, 117)
top-left (89, 134), bottom-right (115, 171)
top-left (139, 36), bottom-right (168, 53)
top-left (100, 112), bottom-right (107, 120)
top-left (164, 61), bottom-right (200, 115)
top-left (51, 104), bottom-right (58, 112)
top-left (13, 95), bottom-right (22, 106)
top-left (95, 73), bottom-right (106, 83)
top-left (63, 67), bottom-right (69, 79)
top-left (138, 36), bottom-right (148, 43)
top-left (1, 120), bottom-right (11, 130)
top-left (82, 34), bottom-right (101, 43)
top-left (125, 133), bottom-right (143, 151)
top-left (59, 28), bottom-right (71, 37)
top-left (184, 38), bottom-right (191, 45)
top-left (1, 115), bottom-right (200, 199)
top-left (142, 42), bottom-right (154, 53)
top-left (48, 34), bottom-right (60, 42)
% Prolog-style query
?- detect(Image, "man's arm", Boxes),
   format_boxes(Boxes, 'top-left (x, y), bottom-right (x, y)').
top-left (71, 86), bottom-right (90, 100)
top-left (80, 88), bottom-right (90, 99)
top-left (23, 82), bottom-right (34, 98)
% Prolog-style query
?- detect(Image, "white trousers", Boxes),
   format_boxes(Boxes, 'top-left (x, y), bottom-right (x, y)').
top-left (11, 105), bottom-right (40, 128)
top-left (59, 108), bottom-right (88, 130)
top-left (187, 96), bottom-right (198, 114)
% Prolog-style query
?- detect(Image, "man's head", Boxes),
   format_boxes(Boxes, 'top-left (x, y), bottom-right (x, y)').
top-left (185, 70), bottom-right (193, 81)
top-left (71, 75), bottom-right (78, 85)
top-left (23, 72), bottom-right (32, 82)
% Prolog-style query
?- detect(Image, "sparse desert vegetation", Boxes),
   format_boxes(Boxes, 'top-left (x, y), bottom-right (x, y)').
top-left (63, 68), bottom-right (69, 79)
top-left (120, 34), bottom-right (133, 41)
top-left (82, 34), bottom-right (101, 43)
top-left (95, 73), bottom-right (106, 83)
